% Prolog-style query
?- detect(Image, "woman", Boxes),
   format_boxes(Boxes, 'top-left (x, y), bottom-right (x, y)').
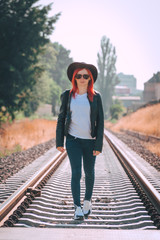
top-left (56, 62), bottom-right (104, 220)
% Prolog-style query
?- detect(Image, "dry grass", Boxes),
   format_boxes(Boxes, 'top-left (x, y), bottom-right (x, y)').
top-left (0, 119), bottom-right (57, 154)
top-left (144, 142), bottom-right (160, 156)
top-left (107, 103), bottom-right (160, 157)
top-left (104, 121), bottom-right (114, 129)
top-left (110, 103), bottom-right (160, 137)
top-left (1, 103), bottom-right (160, 157)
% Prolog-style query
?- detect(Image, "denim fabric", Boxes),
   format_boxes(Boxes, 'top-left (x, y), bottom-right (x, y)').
top-left (66, 134), bottom-right (96, 206)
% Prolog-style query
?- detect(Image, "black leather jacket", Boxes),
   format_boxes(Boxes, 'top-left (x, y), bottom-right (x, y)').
top-left (56, 90), bottom-right (104, 152)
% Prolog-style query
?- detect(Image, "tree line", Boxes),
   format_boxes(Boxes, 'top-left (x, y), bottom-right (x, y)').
top-left (0, 0), bottom-right (122, 123)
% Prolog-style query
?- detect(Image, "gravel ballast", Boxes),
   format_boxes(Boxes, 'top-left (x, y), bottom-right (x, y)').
top-left (112, 131), bottom-right (160, 172)
top-left (0, 131), bottom-right (160, 184)
top-left (0, 139), bottom-right (55, 184)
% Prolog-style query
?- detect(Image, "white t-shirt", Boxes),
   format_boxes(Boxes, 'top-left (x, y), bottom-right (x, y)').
top-left (68, 93), bottom-right (93, 139)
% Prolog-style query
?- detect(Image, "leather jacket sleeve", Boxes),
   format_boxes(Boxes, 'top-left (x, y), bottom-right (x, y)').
top-left (56, 90), bottom-right (69, 148)
top-left (94, 93), bottom-right (104, 152)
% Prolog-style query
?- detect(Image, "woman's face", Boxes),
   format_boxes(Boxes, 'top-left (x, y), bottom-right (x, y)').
top-left (75, 69), bottom-right (90, 88)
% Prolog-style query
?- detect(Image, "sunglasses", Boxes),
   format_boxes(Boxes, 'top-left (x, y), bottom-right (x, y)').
top-left (75, 74), bottom-right (90, 79)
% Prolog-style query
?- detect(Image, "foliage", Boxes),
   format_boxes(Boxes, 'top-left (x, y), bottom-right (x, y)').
top-left (39, 42), bottom-right (57, 76)
top-left (0, 0), bottom-right (60, 120)
top-left (0, 106), bottom-right (12, 125)
top-left (50, 42), bottom-right (73, 91)
top-left (37, 42), bottom-right (73, 115)
top-left (23, 71), bottom-right (52, 116)
top-left (50, 81), bottom-right (62, 115)
top-left (96, 36), bottom-right (119, 119)
top-left (22, 41), bottom-right (73, 117)
top-left (110, 99), bottom-right (124, 120)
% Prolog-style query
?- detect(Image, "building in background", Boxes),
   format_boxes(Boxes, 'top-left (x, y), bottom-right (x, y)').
top-left (114, 85), bottom-right (130, 95)
top-left (113, 73), bottom-right (142, 110)
top-left (117, 73), bottom-right (137, 95)
top-left (143, 72), bottom-right (160, 103)
top-left (112, 95), bottom-right (141, 110)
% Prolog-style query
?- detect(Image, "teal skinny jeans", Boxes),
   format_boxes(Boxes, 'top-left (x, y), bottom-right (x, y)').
top-left (66, 134), bottom-right (96, 206)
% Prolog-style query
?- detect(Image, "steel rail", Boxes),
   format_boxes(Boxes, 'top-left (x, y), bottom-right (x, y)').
top-left (0, 151), bottom-right (67, 226)
top-left (104, 129), bottom-right (160, 214)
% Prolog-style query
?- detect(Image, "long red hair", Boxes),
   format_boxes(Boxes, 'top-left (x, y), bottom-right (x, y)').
top-left (70, 68), bottom-right (95, 102)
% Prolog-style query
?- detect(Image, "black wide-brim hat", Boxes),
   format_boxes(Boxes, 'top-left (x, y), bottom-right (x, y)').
top-left (67, 62), bottom-right (98, 82)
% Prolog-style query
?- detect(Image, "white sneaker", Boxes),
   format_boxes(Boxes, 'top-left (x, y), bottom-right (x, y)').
top-left (83, 200), bottom-right (92, 216)
top-left (74, 206), bottom-right (84, 220)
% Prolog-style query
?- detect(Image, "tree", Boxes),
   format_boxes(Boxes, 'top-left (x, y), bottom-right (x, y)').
top-left (50, 82), bottom-right (61, 116)
top-left (96, 36), bottom-right (119, 119)
top-left (0, 0), bottom-right (60, 120)
top-left (50, 42), bottom-right (73, 91)
top-left (37, 42), bottom-right (73, 115)
top-left (110, 99), bottom-right (124, 120)
top-left (23, 71), bottom-right (55, 117)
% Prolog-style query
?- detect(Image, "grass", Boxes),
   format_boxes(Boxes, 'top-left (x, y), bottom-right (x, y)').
top-left (106, 103), bottom-right (160, 157)
top-left (0, 144), bottom-right (22, 158)
top-left (109, 103), bottom-right (160, 137)
top-left (0, 118), bottom-right (57, 156)
top-left (144, 142), bottom-right (160, 157)
top-left (1, 103), bottom-right (160, 158)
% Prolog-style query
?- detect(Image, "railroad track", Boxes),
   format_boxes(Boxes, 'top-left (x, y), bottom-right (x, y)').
top-left (0, 130), bottom-right (160, 229)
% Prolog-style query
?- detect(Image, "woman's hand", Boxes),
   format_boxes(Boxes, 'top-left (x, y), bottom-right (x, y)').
top-left (93, 150), bottom-right (100, 156)
top-left (57, 147), bottom-right (65, 153)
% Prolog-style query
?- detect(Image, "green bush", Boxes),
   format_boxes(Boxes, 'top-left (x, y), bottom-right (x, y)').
top-left (110, 100), bottom-right (124, 120)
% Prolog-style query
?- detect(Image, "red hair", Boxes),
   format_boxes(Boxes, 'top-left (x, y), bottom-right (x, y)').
top-left (70, 68), bottom-right (95, 102)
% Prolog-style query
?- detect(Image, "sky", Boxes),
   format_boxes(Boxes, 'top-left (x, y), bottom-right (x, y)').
top-left (38, 0), bottom-right (160, 90)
